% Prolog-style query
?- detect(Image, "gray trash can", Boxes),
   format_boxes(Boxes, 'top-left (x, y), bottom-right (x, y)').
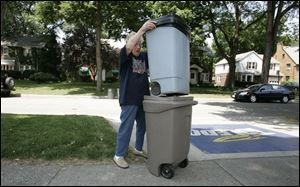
top-left (146, 15), bottom-right (191, 96)
top-left (143, 95), bottom-right (198, 179)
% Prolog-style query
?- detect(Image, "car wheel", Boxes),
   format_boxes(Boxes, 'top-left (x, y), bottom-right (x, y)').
top-left (281, 95), bottom-right (289, 103)
top-left (250, 95), bottom-right (257, 103)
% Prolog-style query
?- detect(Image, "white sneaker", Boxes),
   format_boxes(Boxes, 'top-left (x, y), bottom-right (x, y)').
top-left (113, 156), bottom-right (129, 169)
top-left (133, 148), bottom-right (148, 159)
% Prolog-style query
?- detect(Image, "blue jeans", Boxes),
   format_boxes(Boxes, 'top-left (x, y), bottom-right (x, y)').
top-left (115, 105), bottom-right (146, 157)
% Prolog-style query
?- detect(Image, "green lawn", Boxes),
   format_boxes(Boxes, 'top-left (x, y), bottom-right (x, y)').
top-left (190, 86), bottom-right (233, 98)
top-left (14, 80), bottom-right (233, 97)
top-left (14, 80), bottom-right (120, 96)
top-left (1, 114), bottom-right (117, 161)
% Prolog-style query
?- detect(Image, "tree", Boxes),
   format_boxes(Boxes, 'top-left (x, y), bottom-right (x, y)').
top-left (1, 1), bottom-right (42, 36)
top-left (146, 1), bottom-right (212, 70)
top-left (37, 1), bottom-right (151, 90)
top-left (261, 1), bottom-right (299, 84)
top-left (1, 1), bottom-right (8, 30)
top-left (209, 1), bottom-right (266, 88)
top-left (95, 1), bottom-right (103, 91)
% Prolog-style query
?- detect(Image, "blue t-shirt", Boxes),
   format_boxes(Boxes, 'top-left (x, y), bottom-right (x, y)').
top-left (119, 46), bottom-right (150, 106)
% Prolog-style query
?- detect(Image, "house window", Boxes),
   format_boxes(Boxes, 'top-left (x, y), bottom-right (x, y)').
top-left (246, 75), bottom-right (252, 82)
top-left (242, 75), bottom-right (246, 82)
top-left (191, 73), bottom-right (195, 79)
top-left (202, 73), bottom-right (209, 82)
top-left (286, 76), bottom-right (290, 81)
top-left (270, 64), bottom-right (275, 70)
top-left (223, 64), bottom-right (226, 70)
top-left (24, 48), bottom-right (32, 56)
top-left (3, 47), bottom-right (9, 55)
top-left (242, 74), bottom-right (253, 82)
top-left (247, 62), bottom-right (257, 70)
top-left (282, 54), bottom-right (285, 59)
top-left (287, 64), bottom-right (291, 71)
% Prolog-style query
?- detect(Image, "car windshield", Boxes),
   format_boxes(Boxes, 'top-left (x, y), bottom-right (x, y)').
top-left (247, 84), bottom-right (262, 91)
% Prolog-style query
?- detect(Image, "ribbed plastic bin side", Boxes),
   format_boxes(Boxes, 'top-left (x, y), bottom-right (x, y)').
top-left (143, 96), bottom-right (197, 178)
top-left (145, 15), bottom-right (190, 96)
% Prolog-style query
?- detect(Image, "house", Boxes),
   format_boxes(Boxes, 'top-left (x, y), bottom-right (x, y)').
top-left (190, 46), bottom-right (214, 85)
top-left (273, 43), bottom-right (299, 84)
top-left (190, 64), bottom-right (211, 85)
top-left (1, 36), bottom-right (46, 72)
top-left (214, 51), bottom-right (282, 86)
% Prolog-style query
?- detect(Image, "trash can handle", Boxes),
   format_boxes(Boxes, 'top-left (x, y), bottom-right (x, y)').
top-left (171, 100), bottom-right (198, 109)
top-left (144, 100), bottom-right (198, 113)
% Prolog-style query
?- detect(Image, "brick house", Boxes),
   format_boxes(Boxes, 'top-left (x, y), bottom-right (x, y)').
top-left (273, 43), bottom-right (299, 84)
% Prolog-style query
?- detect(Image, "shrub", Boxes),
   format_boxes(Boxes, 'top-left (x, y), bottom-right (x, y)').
top-left (235, 81), bottom-right (257, 88)
top-left (1, 70), bottom-right (22, 79)
top-left (29, 72), bottom-right (58, 83)
top-left (22, 70), bottom-right (37, 79)
top-left (104, 76), bottom-right (117, 83)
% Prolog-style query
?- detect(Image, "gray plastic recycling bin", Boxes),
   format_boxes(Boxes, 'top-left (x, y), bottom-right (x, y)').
top-left (143, 95), bottom-right (198, 179)
top-left (146, 15), bottom-right (191, 96)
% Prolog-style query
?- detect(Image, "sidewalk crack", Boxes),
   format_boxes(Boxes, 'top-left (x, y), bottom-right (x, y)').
top-left (45, 166), bottom-right (63, 186)
top-left (213, 160), bottom-right (244, 186)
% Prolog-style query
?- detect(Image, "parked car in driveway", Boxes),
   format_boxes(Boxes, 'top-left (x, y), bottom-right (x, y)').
top-left (1, 74), bottom-right (15, 97)
top-left (231, 84), bottom-right (295, 103)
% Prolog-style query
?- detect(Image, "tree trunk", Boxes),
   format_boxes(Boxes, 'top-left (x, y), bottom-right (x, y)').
top-left (261, 1), bottom-right (275, 84)
top-left (227, 57), bottom-right (236, 89)
top-left (95, 2), bottom-right (103, 91)
top-left (261, 1), bottom-right (297, 84)
top-left (1, 1), bottom-right (7, 34)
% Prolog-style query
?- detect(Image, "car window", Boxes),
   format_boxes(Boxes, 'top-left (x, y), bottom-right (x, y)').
top-left (248, 84), bottom-right (261, 91)
top-left (272, 85), bottom-right (280, 90)
top-left (280, 86), bottom-right (289, 91)
top-left (260, 85), bottom-right (272, 91)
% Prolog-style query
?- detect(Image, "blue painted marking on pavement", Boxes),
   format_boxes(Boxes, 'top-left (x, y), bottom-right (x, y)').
top-left (190, 124), bottom-right (299, 154)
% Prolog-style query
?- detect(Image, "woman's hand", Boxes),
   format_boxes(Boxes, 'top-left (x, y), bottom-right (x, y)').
top-left (140, 20), bottom-right (156, 33)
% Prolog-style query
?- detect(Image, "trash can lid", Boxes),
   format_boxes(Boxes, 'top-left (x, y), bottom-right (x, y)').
top-left (153, 14), bottom-right (191, 37)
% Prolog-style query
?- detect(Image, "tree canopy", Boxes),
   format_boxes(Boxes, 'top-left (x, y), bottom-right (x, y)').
top-left (1, 1), bottom-right (299, 88)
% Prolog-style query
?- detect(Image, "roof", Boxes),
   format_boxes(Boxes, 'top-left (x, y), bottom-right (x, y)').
top-left (215, 51), bottom-right (258, 65)
top-left (190, 64), bottom-right (203, 72)
top-left (216, 51), bottom-right (281, 65)
top-left (1, 59), bottom-right (15, 65)
top-left (283, 46), bottom-right (299, 65)
top-left (258, 55), bottom-right (280, 64)
top-left (1, 36), bottom-right (46, 48)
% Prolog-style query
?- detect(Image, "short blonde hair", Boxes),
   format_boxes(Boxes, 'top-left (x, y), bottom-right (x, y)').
top-left (126, 31), bottom-right (144, 44)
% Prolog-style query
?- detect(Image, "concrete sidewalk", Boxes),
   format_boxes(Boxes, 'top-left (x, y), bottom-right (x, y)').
top-left (1, 156), bottom-right (299, 186)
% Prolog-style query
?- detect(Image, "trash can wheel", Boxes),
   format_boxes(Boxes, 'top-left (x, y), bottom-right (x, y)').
top-left (160, 164), bottom-right (175, 179)
top-left (178, 158), bottom-right (188, 168)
